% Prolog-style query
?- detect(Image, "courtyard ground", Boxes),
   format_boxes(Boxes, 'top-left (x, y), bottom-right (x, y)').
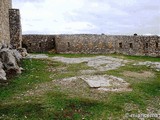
top-left (0, 53), bottom-right (160, 120)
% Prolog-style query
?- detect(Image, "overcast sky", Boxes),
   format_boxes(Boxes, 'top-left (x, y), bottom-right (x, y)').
top-left (12, 0), bottom-right (160, 35)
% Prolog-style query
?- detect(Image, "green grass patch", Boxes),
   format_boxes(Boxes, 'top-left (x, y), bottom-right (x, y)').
top-left (0, 54), bottom-right (159, 119)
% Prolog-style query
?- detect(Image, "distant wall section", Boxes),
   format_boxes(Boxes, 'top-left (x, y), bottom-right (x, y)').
top-left (55, 34), bottom-right (116, 54)
top-left (55, 34), bottom-right (160, 57)
top-left (22, 35), bottom-right (56, 53)
top-left (22, 34), bottom-right (160, 57)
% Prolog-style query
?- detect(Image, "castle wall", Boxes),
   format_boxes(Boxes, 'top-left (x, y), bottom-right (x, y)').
top-left (55, 34), bottom-right (116, 54)
top-left (55, 34), bottom-right (160, 57)
top-left (22, 35), bottom-right (56, 53)
top-left (9, 9), bottom-right (22, 49)
top-left (22, 34), bottom-right (160, 57)
top-left (0, 0), bottom-right (12, 48)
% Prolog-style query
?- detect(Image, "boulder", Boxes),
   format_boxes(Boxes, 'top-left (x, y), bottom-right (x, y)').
top-left (12, 49), bottom-right (22, 64)
top-left (0, 48), bottom-right (22, 76)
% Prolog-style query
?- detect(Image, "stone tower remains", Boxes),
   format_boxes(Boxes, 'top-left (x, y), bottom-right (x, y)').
top-left (0, 0), bottom-right (22, 49)
top-left (0, 0), bottom-right (24, 81)
top-left (0, 0), bottom-right (12, 48)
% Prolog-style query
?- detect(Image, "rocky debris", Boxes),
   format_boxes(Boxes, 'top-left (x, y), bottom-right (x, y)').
top-left (17, 48), bottom-right (28, 57)
top-left (52, 56), bottom-right (128, 71)
top-left (133, 61), bottom-right (160, 71)
top-left (57, 75), bottom-right (132, 92)
top-left (27, 55), bottom-right (128, 72)
top-left (0, 48), bottom-right (23, 82)
top-left (81, 75), bottom-right (132, 92)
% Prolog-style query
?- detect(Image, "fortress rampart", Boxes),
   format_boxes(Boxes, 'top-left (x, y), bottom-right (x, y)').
top-left (22, 34), bottom-right (160, 57)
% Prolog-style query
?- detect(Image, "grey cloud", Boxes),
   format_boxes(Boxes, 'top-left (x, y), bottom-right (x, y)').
top-left (64, 0), bottom-right (160, 34)
top-left (13, 0), bottom-right (160, 35)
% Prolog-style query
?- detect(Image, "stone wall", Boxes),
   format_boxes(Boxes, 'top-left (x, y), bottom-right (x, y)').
top-left (55, 34), bottom-right (160, 57)
top-left (22, 35), bottom-right (56, 53)
top-left (9, 9), bottom-right (22, 49)
top-left (22, 34), bottom-right (160, 57)
top-left (0, 0), bottom-right (12, 48)
top-left (55, 34), bottom-right (116, 54)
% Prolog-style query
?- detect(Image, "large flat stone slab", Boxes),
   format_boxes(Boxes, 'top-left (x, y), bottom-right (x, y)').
top-left (80, 76), bottom-right (111, 88)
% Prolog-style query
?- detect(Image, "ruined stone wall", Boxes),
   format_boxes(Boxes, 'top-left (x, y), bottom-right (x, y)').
top-left (22, 34), bottom-right (160, 57)
top-left (0, 0), bottom-right (12, 48)
top-left (22, 35), bottom-right (56, 53)
top-left (9, 9), bottom-right (22, 49)
top-left (55, 34), bottom-right (116, 54)
top-left (55, 34), bottom-right (160, 57)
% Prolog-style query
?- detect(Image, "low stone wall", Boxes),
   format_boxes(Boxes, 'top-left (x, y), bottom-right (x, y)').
top-left (22, 34), bottom-right (160, 57)
top-left (9, 9), bottom-right (22, 49)
top-left (22, 35), bottom-right (56, 53)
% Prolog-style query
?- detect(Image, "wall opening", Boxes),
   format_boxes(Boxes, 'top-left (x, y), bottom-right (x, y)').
top-left (52, 38), bottom-right (56, 49)
top-left (119, 43), bottom-right (122, 48)
top-left (39, 43), bottom-right (42, 48)
top-left (145, 43), bottom-right (148, 48)
top-left (67, 42), bottom-right (70, 48)
top-left (156, 42), bottom-right (158, 48)
top-left (22, 43), bottom-right (28, 49)
top-left (129, 43), bottom-right (133, 48)
top-left (29, 43), bottom-right (32, 47)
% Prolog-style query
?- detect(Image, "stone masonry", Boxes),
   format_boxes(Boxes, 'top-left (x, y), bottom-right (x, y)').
top-left (22, 34), bottom-right (160, 57)
top-left (0, 0), bottom-right (12, 48)
top-left (22, 35), bottom-right (56, 53)
top-left (9, 9), bottom-right (22, 49)
top-left (0, 0), bottom-right (24, 82)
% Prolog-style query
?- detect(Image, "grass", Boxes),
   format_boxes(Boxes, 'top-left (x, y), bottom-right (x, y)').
top-left (0, 54), bottom-right (160, 120)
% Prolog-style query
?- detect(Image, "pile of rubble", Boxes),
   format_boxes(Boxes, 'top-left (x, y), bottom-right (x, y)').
top-left (0, 46), bottom-right (27, 82)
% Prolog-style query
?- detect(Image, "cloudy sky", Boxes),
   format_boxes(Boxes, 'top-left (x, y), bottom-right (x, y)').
top-left (12, 0), bottom-right (160, 35)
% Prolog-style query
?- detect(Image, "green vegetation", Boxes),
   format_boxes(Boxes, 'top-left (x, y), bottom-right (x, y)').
top-left (0, 54), bottom-right (160, 120)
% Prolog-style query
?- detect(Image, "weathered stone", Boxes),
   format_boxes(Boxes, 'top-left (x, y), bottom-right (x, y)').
top-left (22, 34), bottom-right (160, 57)
top-left (9, 9), bottom-right (22, 49)
top-left (134, 61), bottom-right (160, 71)
top-left (12, 49), bottom-right (22, 63)
top-left (17, 48), bottom-right (28, 57)
top-left (0, 48), bottom-right (22, 75)
top-left (22, 35), bottom-right (56, 53)
top-left (57, 75), bottom-right (132, 92)
top-left (0, 61), bottom-right (7, 81)
top-left (0, 0), bottom-right (12, 47)
top-left (52, 56), bottom-right (128, 71)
